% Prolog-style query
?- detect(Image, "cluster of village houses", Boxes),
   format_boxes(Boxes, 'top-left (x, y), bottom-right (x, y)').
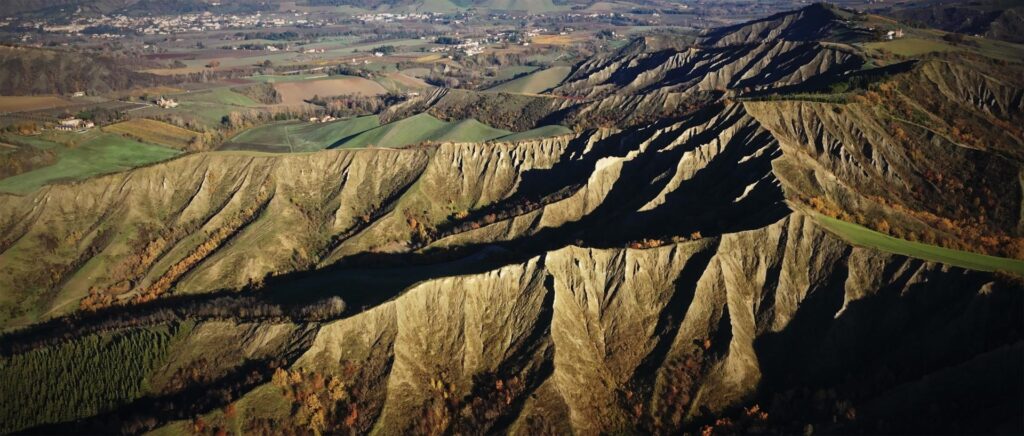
top-left (29, 11), bottom-right (329, 37)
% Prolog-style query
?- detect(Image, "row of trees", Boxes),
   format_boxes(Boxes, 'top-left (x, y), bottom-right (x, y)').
top-left (0, 142), bottom-right (56, 180)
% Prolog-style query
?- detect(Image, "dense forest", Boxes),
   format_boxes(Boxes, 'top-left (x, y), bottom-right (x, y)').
top-left (0, 45), bottom-right (169, 95)
top-left (0, 323), bottom-right (190, 433)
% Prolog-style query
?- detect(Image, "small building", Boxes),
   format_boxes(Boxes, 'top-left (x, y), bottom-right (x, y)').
top-left (72, 91), bottom-right (86, 97)
top-left (309, 115), bottom-right (335, 124)
top-left (156, 97), bottom-right (179, 108)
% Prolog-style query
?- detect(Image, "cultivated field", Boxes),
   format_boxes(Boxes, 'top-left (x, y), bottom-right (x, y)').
top-left (104, 119), bottom-right (199, 150)
top-left (531, 34), bottom-right (588, 45)
top-left (480, 0), bottom-right (564, 13)
top-left (375, 72), bottom-right (431, 92)
top-left (338, 113), bottom-right (512, 148)
top-left (0, 96), bottom-right (72, 113)
top-left (177, 87), bottom-right (261, 107)
top-left (223, 115), bottom-right (381, 152)
top-left (274, 77), bottom-right (388, 104)
top-left (129, 84), bottom-right (271, 130)
top-left (490, 65), bottom-right (539, 82)
top-left (0, 133), bottom-right (180, 194)
top-left (486, 66), bottom-right (572, 94)
top-left (247, 74), bottom-right (328, 83)
top-left (120, 86), bottom-right (186, 99)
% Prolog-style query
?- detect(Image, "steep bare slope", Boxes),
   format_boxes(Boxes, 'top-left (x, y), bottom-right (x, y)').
top-left (699, 3), bottom-right (870, 47)
top-left (557, 40), bottom-right (861, 100)
top-left (172, 213), bottom-right (1018, 436)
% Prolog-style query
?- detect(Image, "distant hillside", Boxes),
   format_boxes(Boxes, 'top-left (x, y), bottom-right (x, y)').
top-left (699, 2), bottom-right (874, 46)
top-left (0, 0), bottom-right (274, 17)
top-left (0, 0), bottom-right (131, 17)
top-left (885, 0), bottom-right (1024, 44)
top-left (0, 46), bottom-right (168, 95)
top-left (301, 0), bottom-right (562, 11)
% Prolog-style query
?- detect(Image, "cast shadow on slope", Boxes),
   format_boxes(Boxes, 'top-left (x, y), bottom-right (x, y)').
top-left (749, 259), bottom-right (1023, 434)
top-left (0, 105), bottom-right (789, 355)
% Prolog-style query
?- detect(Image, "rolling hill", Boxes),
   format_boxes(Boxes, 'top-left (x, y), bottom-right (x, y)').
top-left (223, 115), bottom-right (382, 152)
top-left (485, 66), bottom-right (573, 94)
top-left (329, 113), bottom-right (512, 148)
top-left (884, 0), bottom-right (1024, 44)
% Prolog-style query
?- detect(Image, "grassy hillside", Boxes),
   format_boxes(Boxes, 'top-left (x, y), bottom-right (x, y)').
top-left (104, 119), bottom-right (200, 150)
top-left (374, 73), bottom-right (431, 93)
top-left (131, 87), bottom-right (264, 130)
top-left (433, 119), bottom-right (512, 142)
top-left (336, 113), bottom-right (512, 148)
top-left (223, 115), bottom-right (381, 152)
top-left (861, 32), bottom-right (1024, 63)
top-left (814, 214), bottom-right (1024, 275)
top-left (886, 0), bottom-right (1024, 44)
top-left (496, 124), bottom-right (572, 142)
top-left (0, 133), bottom-right (180, 194)
top-left (485, 66), bottom-right (572, 94)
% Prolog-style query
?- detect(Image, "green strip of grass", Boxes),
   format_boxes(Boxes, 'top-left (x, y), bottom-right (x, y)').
top-left (813, 214), bottom-right (1024, 275)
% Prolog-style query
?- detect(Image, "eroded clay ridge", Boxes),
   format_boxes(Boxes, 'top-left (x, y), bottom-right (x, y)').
top-left (0, 103), bottom-right (786, 327)
top-left (274, 212), bottom-right (1019, 435)
top-left (2, 74), bottom-right (1020, 330)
